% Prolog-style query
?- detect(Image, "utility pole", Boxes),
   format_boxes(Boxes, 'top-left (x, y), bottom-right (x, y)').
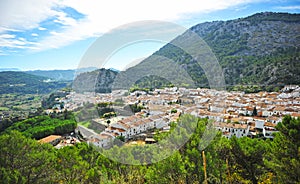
top-left (202, 150), bottom-right (208, 184)
top-left (226, 158), bottom-right (232, 184)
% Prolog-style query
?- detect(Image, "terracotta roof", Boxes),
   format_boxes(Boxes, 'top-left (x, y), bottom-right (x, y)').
top-left (214, 122), bottom-right (248, 129)
top-left (291, 113), bottom-right (300, 117)
top-left (38, 135), bottom-right (61, 144)
top-left (267, 116), bottom-right (280, 121)
top-left (274, 106), bottom-right (285, 111)
top-left (264, 122), bottom-right (277, 128)
top-left (90, 137), bottom-right (101, 143)
top-left (99, 134), bottom-right (111, 139)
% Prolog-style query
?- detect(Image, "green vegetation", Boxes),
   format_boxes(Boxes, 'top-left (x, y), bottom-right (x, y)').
top-left (0, 115), bottom-right (299, 183)
top-left (0, 93), bottom-right (47, 132)
top-left (73, 68), bottom-right (118, 93)
top-left (75, 102), bottom-right (116, 122)
top-left (131, 75), bottom-right (173, 91)
top-left (124, 104), bottom-right (145, 113)
top-left (129, 86), bottom-right (150, 93)
top-left (113, 98), bottom-right (125, 106)
top-left (42, 91), bottom-right (69, 109)
top-left (77, 121), bottom-right (91, 128)
top-left (64, 13), bottom-right (300, 93)
top-left (245, 12), bottom-right (300, 23)
top-left (127, 12), bottom-right (300, 91)
top-left (0, 107), bottom-right (9, 111)
top-left (116, 135), bottom-right (125, 142)
top-left (171, 109), bottom-right (177, 113)
top-left (102, 112), bottom-right (116, 119)
top-left (97, 102), bottom-right (113, 108)
top-left (252, 106), bottom-right (258, 116)
top-left (2, 115), bottom-right (77, 139)
top-left (0, 71), bottom-right (69, 94)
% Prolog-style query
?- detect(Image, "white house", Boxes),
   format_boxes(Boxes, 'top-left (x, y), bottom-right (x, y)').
top-left (263, 122), bottom-right (278, 139)
top-left (89, 133), bottom-right (114, 148)
top-left (214, 122), bottom-right (250, 139)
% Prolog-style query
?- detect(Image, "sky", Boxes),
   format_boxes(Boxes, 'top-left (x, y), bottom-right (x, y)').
top-left (0, 0), bottom-right (300, 71)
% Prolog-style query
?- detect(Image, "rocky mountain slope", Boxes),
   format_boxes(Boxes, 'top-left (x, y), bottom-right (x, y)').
top-left (76, 12), bottom-right (300, 93)
top-left (148, 12), bottom-right (300, 91)
top-left (72, 68), bottom-right (118, 93)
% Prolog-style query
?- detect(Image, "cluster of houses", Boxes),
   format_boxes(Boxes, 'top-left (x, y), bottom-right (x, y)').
top-left (89, 110), bottom-right (180, 148)
top-left (56, 85), bottom-right (300, 148)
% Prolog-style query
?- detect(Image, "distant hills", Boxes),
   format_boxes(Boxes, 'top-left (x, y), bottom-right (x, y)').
top-left (25, 70), bottom-right (75, 81)
top-left (25, 67), bottom-right (99, 81)
top-left (0, 71), bottom-right (68, 94)
top-left (0, 67), bottom-right (121, 94)
top-left (0, 68), bottom-right (21, 72)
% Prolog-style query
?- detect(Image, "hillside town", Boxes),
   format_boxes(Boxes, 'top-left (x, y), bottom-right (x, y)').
top-left (48, 85), bottom-right (300, 149)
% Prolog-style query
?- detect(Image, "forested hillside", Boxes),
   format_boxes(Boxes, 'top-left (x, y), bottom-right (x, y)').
top-left (131, 12), bottom-right (300, 92)
top-left (0, 115), bottom-right (299, 183)
top-left (0, 71), bottom-right (68, 94)
top-left (72, 13), bottom-right (300, 93)
top-left (73, 68), bottom-right (118, 93)
top-left (1, 114), bottom-right (76, 139)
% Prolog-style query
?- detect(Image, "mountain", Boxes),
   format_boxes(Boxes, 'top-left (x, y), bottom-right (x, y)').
top-left (26, 70), bottom-right (75, 81)
top-left (0, 68), bottom-right (21, 72)
top-left (126, 12), bottom-right (300, 92)
top-left (0, 71), bottom-right (68, 94)
top-left (25, 67), bottom-right (98, 81)
top-left (75, 12), bottom-right (300, 93)
top-left (108, 68), bottom-right (120, 73)
top-left (73, 68), bottom-right (118, 93)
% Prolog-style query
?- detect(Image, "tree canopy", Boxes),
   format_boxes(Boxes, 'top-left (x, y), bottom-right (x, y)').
top-left (0, 115), bottom-right (299, 183)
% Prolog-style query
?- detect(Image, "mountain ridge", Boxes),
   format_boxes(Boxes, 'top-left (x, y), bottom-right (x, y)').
top-left (25, 67), bottom-right (100, 81)
top-left (147, 12), bottom-right (300, 91)
top-left (73, 12), bottom-right (300, 93)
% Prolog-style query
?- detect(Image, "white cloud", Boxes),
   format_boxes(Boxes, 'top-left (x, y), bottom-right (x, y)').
top-left (18, 37), bottom-right (26, 42)
top-left (0, 27), bottom-right (22, 33)
top-left (35, 0), bottom-right (266, 51)
top-left (0, 0), bottom-right (266, 52)
top-left (276, 5), bottom-right (300, 10)
top-left (0, 34), bottom-right (16, 39)
top-left (31, 33), bottom-right (39, 37)
top-left (234, 5), bottom-right (250, 11)
top-left (0, 34), bottom-right (38, 50)
top-left (53, 11), bottom-right (78, 26)
top-left (38, 27), bottom-right (47, 31)
top-left (0, 0), bottom-right (60, 31)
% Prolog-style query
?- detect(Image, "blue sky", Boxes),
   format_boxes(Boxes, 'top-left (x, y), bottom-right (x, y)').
top-left (0, 0), bottom-right (300, 71)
